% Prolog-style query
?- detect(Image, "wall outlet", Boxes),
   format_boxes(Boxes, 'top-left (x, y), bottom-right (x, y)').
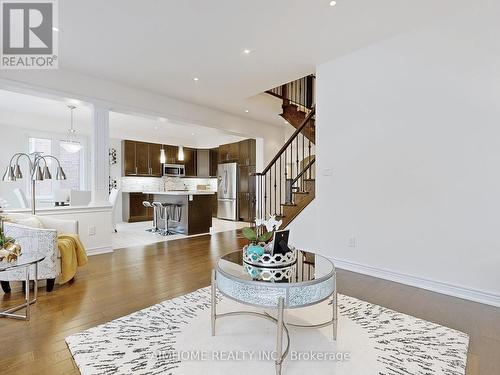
top-left (88, 225), bottom-right (96, 236)
top-left (348, 236), bottom-right (356, 248)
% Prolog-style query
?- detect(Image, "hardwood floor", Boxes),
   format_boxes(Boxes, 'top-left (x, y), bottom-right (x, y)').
top-left (0, 230), bottom-right (498, 374)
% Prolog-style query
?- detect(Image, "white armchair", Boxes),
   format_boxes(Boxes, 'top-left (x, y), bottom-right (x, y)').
top-left (0, 214), bottom-right (78, 293)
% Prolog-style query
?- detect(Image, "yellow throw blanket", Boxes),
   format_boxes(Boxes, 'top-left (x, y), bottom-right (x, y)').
top-left (57, 234), bottom-right (88, 284)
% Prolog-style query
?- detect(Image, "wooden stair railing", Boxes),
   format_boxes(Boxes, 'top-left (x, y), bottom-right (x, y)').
top-left (254, 107), bottom-right (316, 226)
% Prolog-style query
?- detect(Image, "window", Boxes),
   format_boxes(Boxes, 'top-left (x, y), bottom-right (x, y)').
top-left (27, 136), bottom-right (86, 198)
top-left (28, 137), bottom-right (52, 197)
top-left (58, 143), bottom-right (82, 190)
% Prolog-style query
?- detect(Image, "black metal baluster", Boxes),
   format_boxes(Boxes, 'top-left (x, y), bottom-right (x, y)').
top-left (279, 155), bottom-right (282, 216)
top-left (264, 174), bottom-right (267, 220)
top-left (296, 135), bottom-right (299, 191)
top-left (274, 163), bottom-right (277, 216)
top-left (302, 130), bottom-right (305, 190)
top-left (308, 121), bottom-right (312, 179)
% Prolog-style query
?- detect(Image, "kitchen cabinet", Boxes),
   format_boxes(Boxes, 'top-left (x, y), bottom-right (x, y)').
top-left (135, 142), bottom-right (150, 175)
top-left (149, 143), bottom-right (162, 176)
top-left (122, 140), bottom-right (163, 177)
top-left (218, 142), bottom-right (239, 162)
top-left (196, 149), bottom-right (210, 177)
top-left (209, 147), bottom-right (219, 177)
top-left (127, 193), bottom-right (154, 222)
top-left (123, 140), bottom-right (137, 175)
top-left (183, 147), bottom-right (197, 177)
top-left (239, 139), bottom-right (256, 166)
top-left (239, 192), bottom-right (256, 222)
top-left (164, 145), bottom-right (179, 164)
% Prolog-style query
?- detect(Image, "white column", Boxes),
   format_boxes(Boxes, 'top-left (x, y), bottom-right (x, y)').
top-left (90, 104), bottom-right (110, 205)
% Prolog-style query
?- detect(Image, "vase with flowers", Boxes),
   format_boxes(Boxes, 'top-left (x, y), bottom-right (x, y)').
top-left (0, 215), bottom-right (21, 263)
top-left (242, 215), bottom-right (283, 261)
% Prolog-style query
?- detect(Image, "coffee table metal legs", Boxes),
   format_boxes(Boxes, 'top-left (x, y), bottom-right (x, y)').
top-left (0, 263), bottom-right (38, 321)
top-left (211, 269), bottom-right (216, 336)
top-left (276, 297), bottom-right (284, 375)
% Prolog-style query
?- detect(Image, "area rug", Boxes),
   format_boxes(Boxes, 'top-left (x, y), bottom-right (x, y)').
top-left (66, 288), bottom-right (469, 375)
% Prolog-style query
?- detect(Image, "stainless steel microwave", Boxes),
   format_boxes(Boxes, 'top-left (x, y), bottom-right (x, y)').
top-left (163, 164), bottom-right (185, 177)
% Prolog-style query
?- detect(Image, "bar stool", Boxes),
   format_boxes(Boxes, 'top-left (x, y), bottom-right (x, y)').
top-left (168, 204), bottom-right (182, 230)
top-left (152, 202), bottom-right (175, 236)
top-left (142, 201), bottom-right (158, 232)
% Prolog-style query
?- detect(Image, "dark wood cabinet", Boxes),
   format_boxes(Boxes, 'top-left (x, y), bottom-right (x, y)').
top-left (183, 147), bottom-right (197, 177)
top-left (209, 148), bottom-right (219, 177)
top-left (239, 192), bottom-right (256, 222)
top-left (239, 139), bottom-right (256, 166)
top-left (135, 142), bottom-right (150, 175)
top-left (123, 140), bottom-right (164, 177)
top-left (218, 142), bottom-right (239, 162)
top-left (123, 140), bottom-right (137, 175)
top-left (164, 145), bottom-right (179, 164)
top-left (197, 149), bottom-right (210, 177)
top-left (149, 143), bottom-right (162, 176)
top-left (128, 193), bottom-right (153, 222)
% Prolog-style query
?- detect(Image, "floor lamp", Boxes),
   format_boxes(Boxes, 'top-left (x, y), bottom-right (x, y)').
top-left (2, 152), bottom-right (67, 215)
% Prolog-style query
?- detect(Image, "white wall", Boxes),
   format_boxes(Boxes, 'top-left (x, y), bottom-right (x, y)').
top-left (296, 1), bottom-right (500, 306)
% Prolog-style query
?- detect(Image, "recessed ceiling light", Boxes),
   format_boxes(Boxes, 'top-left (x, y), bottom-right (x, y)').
top-left (193, 77), bottom-right (199, 82)
top-left (245, 109), bottom-right (249, 113)
top-left (191, 132), bottom-right (195, 136)
top-left (243, 49), bottom-right (251, 54)
top-left (158, 117), bottom-right (167, 122)
top-left (52, 27), bottom-right (59, 32)
top-left (329, 0), bottom-right (337, 6)
top-left (154, 126), bottom-right (159, 130)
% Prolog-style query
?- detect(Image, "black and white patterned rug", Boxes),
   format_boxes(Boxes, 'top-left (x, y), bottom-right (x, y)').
top-left (66, 287), bottom-right (469, 375)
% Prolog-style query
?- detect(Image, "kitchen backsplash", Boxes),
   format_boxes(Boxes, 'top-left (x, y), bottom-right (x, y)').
top-left (121, 176), bottom-right (217, 193)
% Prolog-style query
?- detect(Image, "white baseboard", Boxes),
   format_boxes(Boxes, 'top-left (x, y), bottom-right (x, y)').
top-left (86, 246), bottom-right (113, 256)
top-left (331, 257), bottom-right (500, 308)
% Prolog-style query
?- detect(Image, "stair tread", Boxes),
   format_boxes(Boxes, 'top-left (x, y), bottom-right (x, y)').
top-left (292, 191), bottom-right (310, 195)
top-left (281, 203), bottom-right (297, 207)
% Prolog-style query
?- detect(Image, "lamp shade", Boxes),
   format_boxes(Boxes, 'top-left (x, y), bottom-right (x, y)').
top-left (33, 166), bottom-right (44, 181)
top-left (160, 148), bottom-right (166, 164)
top-left (14, 164), bottom-right (23, 179)
top-left (2, 166), bottom-right (16, 182)
top-left (43, 166), bottom-right (52, 179)
top-left (56, 166), bottom-right (67, 180)
top-left (178, 146), bottom-right (185, 161)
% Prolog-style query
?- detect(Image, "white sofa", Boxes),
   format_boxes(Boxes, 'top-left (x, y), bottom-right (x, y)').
top-left (0, 214), bottom-right (78, 293)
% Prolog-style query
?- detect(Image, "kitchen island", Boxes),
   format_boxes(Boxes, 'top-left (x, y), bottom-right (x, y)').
top-left (144, 191), bottom-right (215, 235)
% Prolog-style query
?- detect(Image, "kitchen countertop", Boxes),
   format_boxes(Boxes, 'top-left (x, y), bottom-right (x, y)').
top-left (143, 190), bottom-right (216, 195)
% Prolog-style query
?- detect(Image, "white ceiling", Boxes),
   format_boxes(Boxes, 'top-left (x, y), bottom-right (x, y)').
top-left (53, 0), bottom-right (469, 126)
top-left (0, 89), bottom-right (246, 148)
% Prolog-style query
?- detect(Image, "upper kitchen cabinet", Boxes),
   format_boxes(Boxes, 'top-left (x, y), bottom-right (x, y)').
top-left (149, 143), bottom-right (163, 176)
top-left (218, 142), bottom-right (239, 163)
top-left (122, 140), bottom-right (163, 177)
top-left (209, 147), bottom-right (219, 177)
top-left (196, 149), bottom-right (210, 177)
top-left (123, 140), bottom-right (137, 175)
top-left (164, 145), bottom-right (179, 164)
top-left (239, 139), bottom-right (256, 166)
top-left (183, 147), bottom-right (197, 177)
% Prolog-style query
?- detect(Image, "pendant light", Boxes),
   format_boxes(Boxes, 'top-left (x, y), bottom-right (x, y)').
top-left (61, 105), bottom-right (83, 153)
top-left (160, 147), bottom-right (166, 164)
top-left (177, 145), bottom-right (185, 161)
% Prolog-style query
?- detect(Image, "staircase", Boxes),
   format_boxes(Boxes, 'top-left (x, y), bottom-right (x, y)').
top-left (255, 79), bottom-right (316, 227)
top-left (266, 75), bottom-right (316, 143)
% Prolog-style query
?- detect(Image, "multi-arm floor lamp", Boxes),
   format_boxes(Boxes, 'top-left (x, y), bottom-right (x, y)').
top-left (2, 152), bottom-right (67, 214)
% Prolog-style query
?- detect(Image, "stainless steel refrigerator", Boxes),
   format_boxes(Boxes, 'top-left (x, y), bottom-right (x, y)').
top-left (217, 162), bottom-right (238, 220)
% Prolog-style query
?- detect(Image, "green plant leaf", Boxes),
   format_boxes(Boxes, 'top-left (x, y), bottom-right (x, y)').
top-left (258, 231), bottom-right (273, 243)
top-left (242, 227), bottom-right (257, 241)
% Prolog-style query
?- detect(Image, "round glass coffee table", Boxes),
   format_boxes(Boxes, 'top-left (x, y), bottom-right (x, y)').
top-left (0, 251), bottom-right (45, 321)
top-left (211, 249), bottom-right (337, 375)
